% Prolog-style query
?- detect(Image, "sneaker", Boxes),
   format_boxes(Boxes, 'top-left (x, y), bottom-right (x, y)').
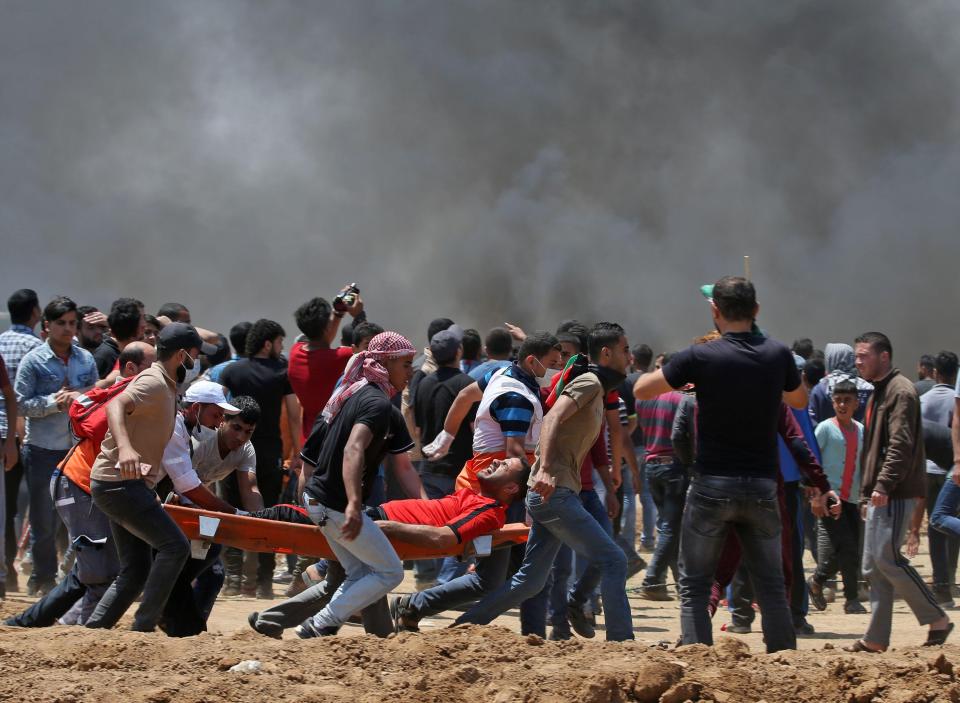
top-left (726, 623), bottom-right (751, 634)
top-left (638, 586), bottom-right (674, 602)
top-left (284, 579), bottom-right (308, 598)
top-left (844, 599), bottom-right (867, 614)
top-left (626, 557), bottom-right (647, 580)
top-left (221, 583), bottom-right (241, 597)
top-left (295, 619), bottom-right (338, 639)
top-left (566, 603), bottom-right (596, 639)
top-left (241, 584), bottom-right (257, 598)
top-left (390, 595), bottom-right (419, 633)
top-left (247, 611), bottom-right (282, 640)
top-left (272, 570), bottom-right (294, 585)
top-left (794, 618), bottom-right (815, 635)
top-left (548, 628), bottom-right (571, 641)
top-left (807, 576), bottom-right (827, 611)
top-left (256, 583), bottom-right (274, 600)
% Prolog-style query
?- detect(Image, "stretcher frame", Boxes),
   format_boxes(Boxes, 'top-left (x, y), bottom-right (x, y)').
top-left (164, 504), bottom-right (529, 561)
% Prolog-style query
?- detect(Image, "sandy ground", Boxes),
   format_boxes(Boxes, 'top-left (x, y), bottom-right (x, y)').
top-left (0, 539), bottom-right (958, 702)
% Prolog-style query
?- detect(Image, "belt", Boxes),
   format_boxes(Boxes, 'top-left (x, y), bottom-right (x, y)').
top-left (645, 456), bottom-right (676, 466)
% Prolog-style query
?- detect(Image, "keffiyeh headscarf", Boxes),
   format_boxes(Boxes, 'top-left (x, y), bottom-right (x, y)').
top-left (321, 331), bottom-right (416, 423)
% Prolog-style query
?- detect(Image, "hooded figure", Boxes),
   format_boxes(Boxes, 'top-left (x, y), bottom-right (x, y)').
top-left (808, 343), bottom-right (874, 424)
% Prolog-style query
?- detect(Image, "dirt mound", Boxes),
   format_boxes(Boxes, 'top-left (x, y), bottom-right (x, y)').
top-left (1, 608), bottom-right (958, 703)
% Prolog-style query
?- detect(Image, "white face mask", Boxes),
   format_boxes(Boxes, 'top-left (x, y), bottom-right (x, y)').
top-left (537, 367), bottom-right (561, 388)
top-left (179, 356), bottom-right (201, 387)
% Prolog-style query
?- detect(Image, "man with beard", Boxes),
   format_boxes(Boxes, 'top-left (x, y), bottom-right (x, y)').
top-left (220, 318), bottom-right (303, 598)
top-left (85, 323), bottom-right (216, 632)
top-left (452, 323), bottom-right (635, 642)
top-left (847, 332), bottom-right (951, 652)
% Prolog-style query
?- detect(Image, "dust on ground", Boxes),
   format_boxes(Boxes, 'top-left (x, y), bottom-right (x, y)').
top-left (1, 541), bottom-right (957, 702)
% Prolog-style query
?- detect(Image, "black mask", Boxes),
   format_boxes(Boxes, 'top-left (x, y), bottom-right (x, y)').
top-left (589, 364), bottom-right (627, 392)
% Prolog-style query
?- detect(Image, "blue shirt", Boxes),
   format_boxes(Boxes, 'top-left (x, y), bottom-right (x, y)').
top-left (14, 341), bottom-right (98, 450)
top-left (469, 359), bottom-right (512, 382)
top-left (815, 418), bottom-right (863, 503)
top-left (0, 324), bottom-right (42, 438)
top-left (204, 358), bottom-right (237, 386)
top-left (778, 407), bottom-right (821, 482)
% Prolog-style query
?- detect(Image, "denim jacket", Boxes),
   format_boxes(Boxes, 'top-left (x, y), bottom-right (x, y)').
top-left (14, 342), bottom-right (97, 450)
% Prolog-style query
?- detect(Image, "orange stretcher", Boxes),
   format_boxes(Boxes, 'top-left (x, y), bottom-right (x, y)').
top-left (164, 504), bottom-right (529, 561)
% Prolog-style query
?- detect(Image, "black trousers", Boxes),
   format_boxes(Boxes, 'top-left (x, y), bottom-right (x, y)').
top-left (222, 437), bottom-right (283, 587)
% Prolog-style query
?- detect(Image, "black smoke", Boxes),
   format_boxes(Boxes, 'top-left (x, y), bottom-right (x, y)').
top-left (2, 1), bottom-right (958, 364)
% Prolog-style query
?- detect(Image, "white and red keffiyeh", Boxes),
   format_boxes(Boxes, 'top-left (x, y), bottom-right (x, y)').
top-left (321, 331), bottom-right (416, 423)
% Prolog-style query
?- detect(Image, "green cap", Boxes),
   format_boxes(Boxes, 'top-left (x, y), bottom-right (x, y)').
top-left (699, 284), bottom-right (713, 300)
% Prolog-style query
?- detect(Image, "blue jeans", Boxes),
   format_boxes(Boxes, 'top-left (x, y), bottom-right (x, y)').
top-left (642, 461), bottom-right (687, 588)
top-left (573, 487), bottom-right (614, 598)
top-left (412, 469), bottom-right (457, 585)
top-left (927, 473), bottom-right (959, 591)
top-left (678, 474), bottom-right (795, 652)
top-left (521, 488), bottom-right (611, 637)
top-left (638, 457), bottom-right (658, 548)
top-left (407, 498), bottom-right (526, 619)
top-left (931, 475), bottom-right (960, 555)
top-left (618, 466), bottom-right (639, 558)
top-left (456, 487), bottom-right (634, 641)
top-left (86, 479), bottom-right (190, 632)
top-left (22, 444), bottom-right (67, 586)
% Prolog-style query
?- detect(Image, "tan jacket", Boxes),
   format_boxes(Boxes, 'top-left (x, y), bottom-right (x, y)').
top-left (860, 369), bottom-right (926, 501)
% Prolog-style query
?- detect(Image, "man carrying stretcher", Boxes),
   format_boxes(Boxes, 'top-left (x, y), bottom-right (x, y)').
top-left (247, 456), bottom-right (530, 638)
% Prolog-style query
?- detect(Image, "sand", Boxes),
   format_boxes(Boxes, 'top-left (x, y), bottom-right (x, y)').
top-left (0, 542), bottom-right (957, 702)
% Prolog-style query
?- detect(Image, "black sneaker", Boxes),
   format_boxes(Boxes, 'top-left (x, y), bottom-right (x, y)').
top-left (843, 600), bottom-right (867, 614)
top-left (566, 603), bottom-right (596, 639)
top-left (247, 611), bottom-right (282, 640)
top-left (626, 557), bottom-right (647, 580)
top-left (295, 619), bottom-right (338, 639)
top-left (807, 576), bottom-right (827, 611)
top-left (256, 583), bottom-right (274, 600)
top-left (548, 628), bottom-right (572, 641)
top-left (390, 595), bottom-right (419, 633)
top-left (794, 618), bottom-right (815, 635)
top-left (726, 623), bottom-right (751, 634)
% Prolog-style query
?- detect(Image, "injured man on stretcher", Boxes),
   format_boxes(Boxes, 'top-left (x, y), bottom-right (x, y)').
top-left (247, 456), bottom-right (531, 639)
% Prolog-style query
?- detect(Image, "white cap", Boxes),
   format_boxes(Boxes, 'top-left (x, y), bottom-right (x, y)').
top-left (183, 380), bottom-right (240, 412)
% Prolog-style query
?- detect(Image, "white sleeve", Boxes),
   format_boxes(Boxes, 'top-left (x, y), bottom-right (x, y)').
top-left (161, 415), bottom-right (202, 494)
top-left (235, 442), bottom-right (257, 473)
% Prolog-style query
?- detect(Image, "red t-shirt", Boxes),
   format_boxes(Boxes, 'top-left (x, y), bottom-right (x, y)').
top-left (382, 488), bottom-right (507, 544)
top-left (286, 342), bottom-right (353, 442)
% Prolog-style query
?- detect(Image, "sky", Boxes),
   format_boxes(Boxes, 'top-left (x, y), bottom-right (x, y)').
top-left (2, 1), bottom-right (959, 367)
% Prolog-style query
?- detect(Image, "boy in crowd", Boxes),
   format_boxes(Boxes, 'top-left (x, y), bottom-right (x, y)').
top-left (807, 380), bottom-right (866, 614)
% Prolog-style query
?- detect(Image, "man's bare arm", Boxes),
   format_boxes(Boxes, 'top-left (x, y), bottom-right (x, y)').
top-left (182, 485), bottom-right (241, 514)
top-left (783, 385), bottom-right (808, 410)
top-left (634, 370), bottom-right (674, 401)
top-left (236, 470), bottom-right (265, 512)
top-left (443, 383), bottom-right (483, 436)
top-left (389, 452), bottom-right (428, 499)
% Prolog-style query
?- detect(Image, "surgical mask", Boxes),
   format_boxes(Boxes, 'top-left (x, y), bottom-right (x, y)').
top-left (177, 354), bottom-right (199, 385)
top-left (537, 367), bottom-right (561, 388)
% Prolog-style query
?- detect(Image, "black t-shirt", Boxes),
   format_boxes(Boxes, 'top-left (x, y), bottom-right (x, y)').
top-left (303, 384), bottom-right (413, 512)
top-left (93, 338), bottom-right (120, 379)
top-left (414, 366), bottom-right (476, 477)
top-left (220, 357), bottom-right (293, 443)
top-left (662, 332), bottom-right (801, 478)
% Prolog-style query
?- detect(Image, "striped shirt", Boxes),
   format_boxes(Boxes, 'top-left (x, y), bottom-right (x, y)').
top-left (636, 391), bottom-right (685, 461)
top-left (0, 324), bottom-right (41, 438)
top-left (478, 365), bottom-right (539, 438)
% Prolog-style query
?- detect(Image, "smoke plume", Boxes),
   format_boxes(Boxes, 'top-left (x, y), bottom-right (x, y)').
top-left (2, 1), bottom-right (959, 364)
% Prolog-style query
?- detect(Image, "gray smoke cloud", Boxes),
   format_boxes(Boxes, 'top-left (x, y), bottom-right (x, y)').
top-left (2, 0), bottom-right (959, 366)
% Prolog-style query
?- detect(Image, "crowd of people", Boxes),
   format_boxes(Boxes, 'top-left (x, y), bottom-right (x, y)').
top-left (0, 276), bottom-right (956, 654)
